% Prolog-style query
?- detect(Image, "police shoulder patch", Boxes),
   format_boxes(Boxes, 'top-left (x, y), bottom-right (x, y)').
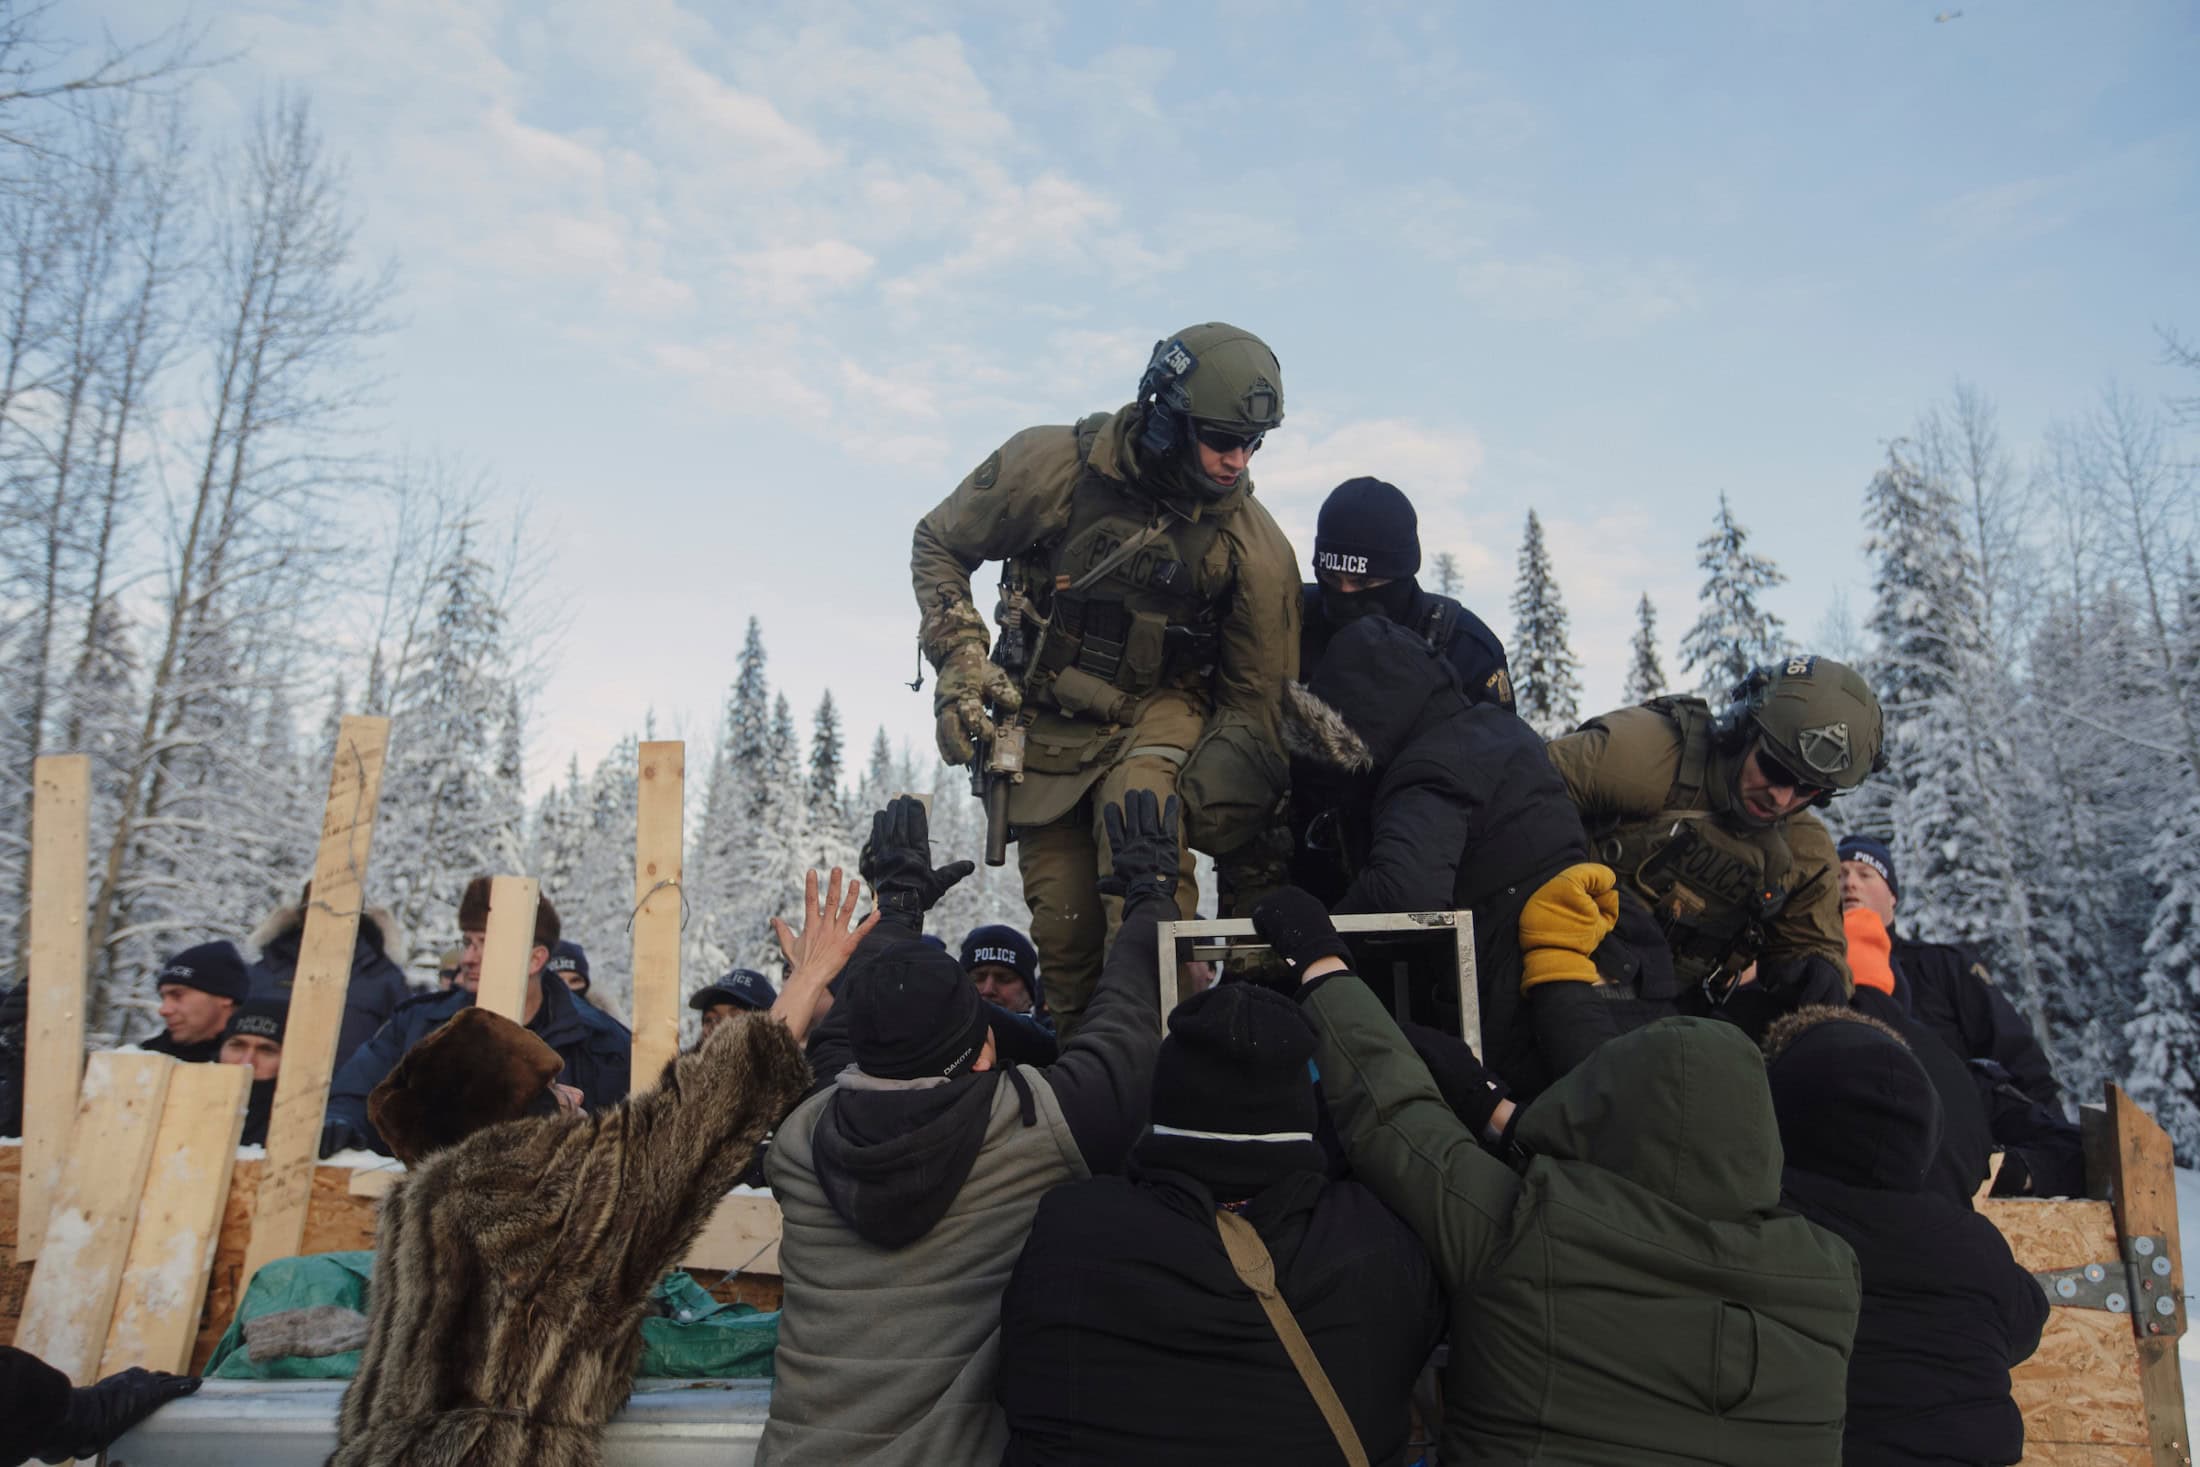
top-left (972, 450), bottom-right (1002, 491)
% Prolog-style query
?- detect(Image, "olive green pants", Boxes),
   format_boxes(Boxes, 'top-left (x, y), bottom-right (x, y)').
top-left (1017, 748), bottom-right (1199, 1041)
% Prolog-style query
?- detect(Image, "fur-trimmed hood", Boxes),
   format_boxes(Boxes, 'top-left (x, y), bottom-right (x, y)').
top-left (251, 902), bottom-right (405, 965)
top-left (1283, 616), bottom-right (1461, 771)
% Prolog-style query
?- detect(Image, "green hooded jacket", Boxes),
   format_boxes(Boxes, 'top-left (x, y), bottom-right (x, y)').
top-left (1305, 981), bottom-right (1860, 1465)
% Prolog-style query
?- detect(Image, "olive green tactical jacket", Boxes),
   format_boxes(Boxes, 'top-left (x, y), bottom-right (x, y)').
top-left (911, 405), bottom-right (1300, 743)
top-left (1547, 704), bottom-right (1851, 987)
top-left (1306, 982), bottom-right (1860, 1466)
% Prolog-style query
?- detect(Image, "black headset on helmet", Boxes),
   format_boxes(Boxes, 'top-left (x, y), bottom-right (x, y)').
top-left (1710, 661), bottom-right (1889, 808)
top-left (1134, 336), bottom-right (1198, 463)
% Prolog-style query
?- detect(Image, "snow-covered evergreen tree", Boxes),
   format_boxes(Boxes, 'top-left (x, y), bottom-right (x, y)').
top-left (560, 736), bottom-right (640, 1013)
top-left (809, 691), bottom-right (844, 819)
top-left (1624, 593), bottom-right (1666, 704)
top-left (1679, 493), bottom-right (1787, 697)
top-left (2125, 769), bottom-right (2200, 1159)
top-left (1509, 510), bottom-right (1580, 738)
top-left (1431, 551), bottom-right (1462, 597)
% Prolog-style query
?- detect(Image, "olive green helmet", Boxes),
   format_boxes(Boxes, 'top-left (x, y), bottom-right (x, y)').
top-left (1718, 655), bottom-right (1885, 796)
top-left (1135, 322), bottom-right (1284, 463)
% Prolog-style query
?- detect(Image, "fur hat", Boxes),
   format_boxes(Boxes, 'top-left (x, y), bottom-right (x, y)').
top-left (156, 941), bottom-right (251, 1004)
top-left (456, 876), bottom-right (561, 951)
top-left (367, 1008), bottom-right (565, 1165)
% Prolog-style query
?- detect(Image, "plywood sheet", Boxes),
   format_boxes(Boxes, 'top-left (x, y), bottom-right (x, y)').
top-left (14, 1052), bottom-right (172, 1381)
top-left (19, 754), bottom-right (90, 1260)
top-left (631, 740), bottom-right (684, 1088)
top-left (475, 874), bottom-right (540, 1022)
top-left (100, 1062), bottom-right (250, 1374)
top-left (683, 1191), bottom-right (783, 1275)
top-left (1987, 1197), bottom-right (2152, 1458)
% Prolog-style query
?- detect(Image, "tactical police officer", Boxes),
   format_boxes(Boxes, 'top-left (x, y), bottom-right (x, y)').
top-left (1302, 476), bottom-right (1513, 710)
top-left (1547, 655), bottom-right (1885, 1030)
top-left (912, 323), bottom-right (1300, 1037)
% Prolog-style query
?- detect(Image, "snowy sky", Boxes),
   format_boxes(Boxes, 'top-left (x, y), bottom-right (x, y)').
top-left (63, 0), bottom-right (2200, 793)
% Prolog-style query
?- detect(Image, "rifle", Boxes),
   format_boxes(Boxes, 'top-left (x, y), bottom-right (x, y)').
top-left (973, 584), bottom-right (1034, 867)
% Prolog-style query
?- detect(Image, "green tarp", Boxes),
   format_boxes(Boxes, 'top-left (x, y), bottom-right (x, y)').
top-left (205, 1252), bottom-right (777, 1381)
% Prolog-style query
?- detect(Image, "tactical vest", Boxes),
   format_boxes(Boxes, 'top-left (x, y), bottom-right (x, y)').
top-left (1584, 696), bottom-right (1795, 987)
top-left (1011, 414), bottom-right (1231, 723)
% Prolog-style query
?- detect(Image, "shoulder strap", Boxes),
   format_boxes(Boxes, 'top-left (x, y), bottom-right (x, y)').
top-left (1214, 1209), bottom-right (1370, 1467)
top-left (1419, 596), bottom-right (1461, 652)
top-left (1644, 695), bottom-right (1713, 810)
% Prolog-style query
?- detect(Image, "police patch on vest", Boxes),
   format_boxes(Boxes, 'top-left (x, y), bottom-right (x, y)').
top-left (1316, 551), bottom-right (1370, 575)
top-left (972, 450), bottom-right (1002, 491)
top-left (1797, 721), bottom-right (1851, 775)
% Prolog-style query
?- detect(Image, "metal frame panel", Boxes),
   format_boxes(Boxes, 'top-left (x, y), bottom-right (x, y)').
top-left (1156, 911), bottom-right (1479, 1049)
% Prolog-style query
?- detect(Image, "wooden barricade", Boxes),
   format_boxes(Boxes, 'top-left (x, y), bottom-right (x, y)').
top-left (474, 875), bottom-right (541, 1023)
top-left (19, 754), bottom-right (90, 1260)
top-left (244, 716), bottom-right (389, 1283)
top-left (632, 741), bottom-right (685, 1087)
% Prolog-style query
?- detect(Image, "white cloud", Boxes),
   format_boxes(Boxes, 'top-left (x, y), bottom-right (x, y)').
top-left (725, 240), bottom-right (877, 309)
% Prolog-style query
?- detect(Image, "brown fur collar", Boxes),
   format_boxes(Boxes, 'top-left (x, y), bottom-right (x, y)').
top-left (1281, 681), bottom-right (1372, 773)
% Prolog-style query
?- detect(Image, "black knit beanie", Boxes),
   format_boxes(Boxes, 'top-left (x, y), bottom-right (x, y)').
top-left (849, 943), bottom-right (992, 1080)
top-left (1314, 477), bottom-right (1421, 582)
top-left (1150, 984), bottom-right (1318, 1139)
top-left (156, 941), bottom-right (250, 1004)
top-left (1766, 1013), bottom-right (1941, 1191)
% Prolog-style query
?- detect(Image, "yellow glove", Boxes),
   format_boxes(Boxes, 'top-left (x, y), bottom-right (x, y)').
top-left (1519, 862), bottom-right (1620, 991)
top-left (932, 642), bottom-right (1023, 767)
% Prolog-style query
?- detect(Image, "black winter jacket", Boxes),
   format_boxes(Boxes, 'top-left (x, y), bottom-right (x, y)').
top-left (998, 1136), bottom-right (1444, 1467)
top-left (1771, 1013), bottom-right (2047, 1465)
top-left (1852, 986), bottom-right (1996, 1207)
top-left (321, 974), bottom-right (631, 1155)
top-left (247, 904), bottom-right (414, 1074)
top-left (1, 1343), bottom-right (72, 1467)
top-left (140, 1030), bottom-right (224, 1064)
top-left (1892, 933), bottom-right (2058, 1106)
top-left (1290, 616), bottom-right (1673, 1097)
top-left (1300, 580), bottom-right (1514, 713)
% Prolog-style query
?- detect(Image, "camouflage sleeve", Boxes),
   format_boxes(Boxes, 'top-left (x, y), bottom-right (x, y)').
top-left (1545, 706), bottom-right (1681, 824)
top-left (1769, 812), bottom-right (1851, 988)
top-left (1212, 499), bottom-right (1300, 734)
top-left (911, 424), bottom-right (1083, 666)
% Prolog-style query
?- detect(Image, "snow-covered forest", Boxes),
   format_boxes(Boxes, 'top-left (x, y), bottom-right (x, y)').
top-left (4, 19), bottom-right (2200, 1150)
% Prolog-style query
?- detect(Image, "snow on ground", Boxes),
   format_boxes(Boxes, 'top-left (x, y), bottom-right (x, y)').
top-left (2177, 1168), bottom-right (2200, 1430)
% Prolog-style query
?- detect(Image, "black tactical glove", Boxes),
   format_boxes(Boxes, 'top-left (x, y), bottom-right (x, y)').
top-left (1096, 789), bottom-right (1182, 904)
top-left (318, 1119), bottom-right (367, 1159)
top-left (860, 795), bottom-right (976, 930)
top-left (39, 1367), bottom-right (201, 1462)
top-left (1250, 887), bottom-right (1355, 977)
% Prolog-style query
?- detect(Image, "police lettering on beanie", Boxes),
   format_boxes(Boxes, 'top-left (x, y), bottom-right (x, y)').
top-left (958, 923), bottom-right (1042, 1009)
top-left (848, 945), bottom-right (992, 1081)
top-left (156, 941), bottom-right (250, 1004)
top-left (226, 995), bottom-right (289, 1046)
top-left (1314, 477), bottom-right (1421, 582)
top-left (1836, 834), bottom-right (1899, 900)
top-left (545, 940), bottom-right (590, 990)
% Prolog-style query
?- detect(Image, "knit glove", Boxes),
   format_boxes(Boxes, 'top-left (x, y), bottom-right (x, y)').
top-left (932, 643), bottom-right (1022, 767)
top-left (38, 1368), bottom-right (201, 1463)
top-left (1251, 887), bottom-right (1355, 976)
top-left (860, 796), bottom-right (975, 929)
top-left (1519, 863), bottom-right (1619, 990)
top-left (1097, 789), bottom-right (1182, 903)
top-left (1843, 907), bottom-right (1897, 996)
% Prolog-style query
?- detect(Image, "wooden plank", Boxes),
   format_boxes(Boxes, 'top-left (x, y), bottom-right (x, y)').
top-left (14, 1051), bottom-right (173, 1382)
top-left (1987, 1197), bottom-right (2150, 1452)
top-left (100, 1062), bottom-right (249, 1375)
top-left (245, 715), bottom-right (389, 1285)
top-left (632, 740), bottom-right (685, 1089)
top-left (2104, 1084), bottom-right (2191, 1466)
top-left (682, 1191), bottom-right (783, 1275)
top-left (475, 875), bottom-right (541, 1022)
top-left (20, 753), bottom-right (90, 1260)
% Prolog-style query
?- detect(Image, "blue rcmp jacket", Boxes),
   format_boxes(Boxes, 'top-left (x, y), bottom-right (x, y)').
top-left (321, 972), bottom-right (632, 1156)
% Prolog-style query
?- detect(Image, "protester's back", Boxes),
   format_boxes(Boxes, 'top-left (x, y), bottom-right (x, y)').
top-left (1767, 1007), bottom-right (2048, 1466)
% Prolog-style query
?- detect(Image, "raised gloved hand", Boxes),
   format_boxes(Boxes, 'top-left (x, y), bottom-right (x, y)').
top-left (860, 796), bottom-right (975, 928)
top-left (1250, 886), bottom-right (1355, 977)
top-left (933, 643), bottom-right (1022, 767)
top-left (39, 1366), bottom-right (201, 1463)
top-left (1096, 789), bottom-right (1182, 904)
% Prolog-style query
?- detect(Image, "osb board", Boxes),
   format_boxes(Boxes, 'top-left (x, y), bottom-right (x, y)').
top-left (1983, 1197), bottom-right (2153, 1458)
top-left (1, 1147), bottom-right (379, 1374)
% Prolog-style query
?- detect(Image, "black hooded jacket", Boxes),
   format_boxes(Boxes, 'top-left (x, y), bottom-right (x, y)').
top-left (1769, 1012), bottom-right (2048, 1466)
top-left (1289, 617), bottom-right (1674, 1097)
top-left (1300, 579), bottom-right (1513, 712)
top-left (997, 1130), bottom-right (1444, 1467)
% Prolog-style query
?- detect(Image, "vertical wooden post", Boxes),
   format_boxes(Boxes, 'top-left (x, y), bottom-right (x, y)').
top-left (475, 876), bottom-right (541, 1023)
top-left (101, 1060), bottom-right (250, 1374)
top-left (20, 753), bottom-right (90, 1261)
top-left (2104, 1083), bottom-right (2190, 1466)
top-left (632, 741), bottom-right (684, 1088)
top-left (15, 1051), bottom-right (173, 1383)
top-left (244, 716), bottom-right (388, 1284)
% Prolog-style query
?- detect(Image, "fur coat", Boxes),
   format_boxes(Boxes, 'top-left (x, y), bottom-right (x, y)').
top-left (328, 1011), bottom-right (811, 1467)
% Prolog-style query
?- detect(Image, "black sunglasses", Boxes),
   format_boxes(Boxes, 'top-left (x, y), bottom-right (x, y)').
top-left (1192, 422), bottom-right (1265, 455)
top-left (1753, 746), bottom-right (1829, 798)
